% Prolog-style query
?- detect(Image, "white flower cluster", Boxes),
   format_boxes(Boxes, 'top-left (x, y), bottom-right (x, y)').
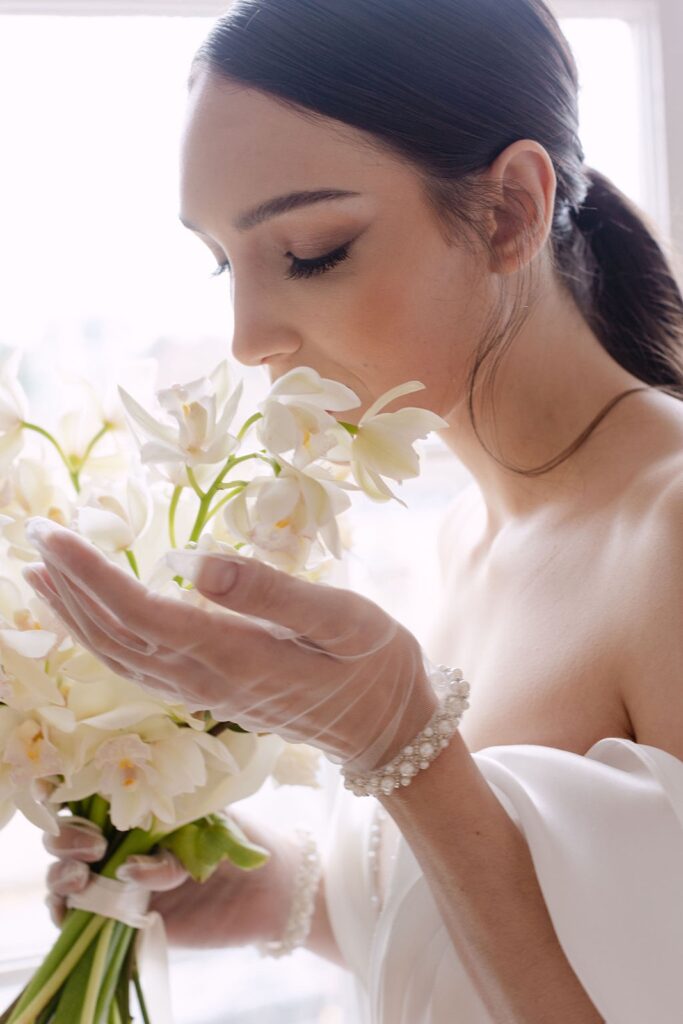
top-left (0, 351), bottom-right (447, 836)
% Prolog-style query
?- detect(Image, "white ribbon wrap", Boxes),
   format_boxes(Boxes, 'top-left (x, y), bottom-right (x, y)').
top-left (66, 874), bottom-right (175, 1023)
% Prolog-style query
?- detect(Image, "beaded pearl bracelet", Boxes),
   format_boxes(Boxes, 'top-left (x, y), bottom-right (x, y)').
top-left (341, 665), bottom-right (471, 797)
top-left (255, 827), bottom-right (322, 959)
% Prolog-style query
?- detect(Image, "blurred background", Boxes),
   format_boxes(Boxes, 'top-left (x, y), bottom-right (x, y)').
top-left (0, 0), bottom-right (681, 1020)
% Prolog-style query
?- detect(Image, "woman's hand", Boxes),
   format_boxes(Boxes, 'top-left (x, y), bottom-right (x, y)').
top-left (43, 809), bottom-right (303, 950)
top-left (23, 519), bottom-right (438, 772)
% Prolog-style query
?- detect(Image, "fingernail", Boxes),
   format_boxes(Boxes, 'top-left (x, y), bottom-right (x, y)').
top-left (59, 860), bottom-right (89, 886)
top-left (25, 517), bottom-right (59, 547)
top-left (164, 550), bottom-right (242, 594)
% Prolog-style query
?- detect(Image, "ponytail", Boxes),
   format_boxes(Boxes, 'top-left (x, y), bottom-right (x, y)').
top-left (559, 167), bottom-right (683, 399)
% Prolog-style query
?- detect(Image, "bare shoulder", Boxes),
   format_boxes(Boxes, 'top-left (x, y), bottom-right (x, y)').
top-left (617, 421), bottom-right (683, 758)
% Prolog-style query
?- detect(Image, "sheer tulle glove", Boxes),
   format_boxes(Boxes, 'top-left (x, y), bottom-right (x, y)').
top-left (43, 810), bottom-right (305, 950)
top-left (24, 520), bottom-right (440, 774)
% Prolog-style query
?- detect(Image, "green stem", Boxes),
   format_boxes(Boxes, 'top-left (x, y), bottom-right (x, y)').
top-left (108, 1001), bottom-right (123, 1024)
top-left (5, 822), bottom-right (169, 1024)
top-left (185, 466), bottom-right (206, 500)
top-left (187, 454), bottom-right (253, 544)
top-left (88, 795), bottom-right (110, 833)
top-left (20, 422), bottom-right (80, 494)
top-left (214, 478), bottom-right (249, 490)
top-left (123, 550), bottom-right (140, 580)
top-left (80, 919), bottom-right (116, 1024)
top-left (132, 967), bottom-right (152, 1024)
top-left (236, 411), bottom-right (263, 442)
top-left (5, 909), bottom-right (96, 1022)
top-left (203, 485), bottom-right (247, 525)
top-left (168, 485), bottom-right (182, 548)
top-left (7, 916), bottom-right (106, 1024)
top-left (94, 924), bottom-right (135, 1024)
top-left (80, 423), bottom-right (112, 465)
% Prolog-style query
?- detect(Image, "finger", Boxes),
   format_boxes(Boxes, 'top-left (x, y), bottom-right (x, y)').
top-left (25, 566), bottom-right (99, 654)
top-left (32, 564), bottom-right (185, 701)
top-left (35, 554), bottom-right (325, 711)
top-left (164, 548), bottom-right (376, 648)
top-left (115, 849), bottom-right (190, 890)
top-left (26, 563), bottom-right (158, 656)
top-left (25, 528), bottom-right (341, 725)
top-left (25, 518), bottom-right (210, 649)
top-left (43, 822), bottom-right (108, 862)
top-left (47, 858), bottom-right (90, 896)
top-left (45, 893), bottom-right (66, 928)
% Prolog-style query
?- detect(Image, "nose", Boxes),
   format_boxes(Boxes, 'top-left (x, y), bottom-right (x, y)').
top-left (229, 279), bottom-right (302, 368)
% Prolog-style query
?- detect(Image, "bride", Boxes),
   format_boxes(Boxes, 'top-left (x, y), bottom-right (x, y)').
top-left (30, 0), bottom-right (683, 1021)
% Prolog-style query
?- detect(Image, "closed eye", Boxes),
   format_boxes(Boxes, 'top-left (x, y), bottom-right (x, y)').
top-left (211, 241), bottom-right (353, 282)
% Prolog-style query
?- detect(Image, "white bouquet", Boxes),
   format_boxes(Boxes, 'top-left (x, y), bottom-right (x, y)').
top-left (0, 351), bottom-right (445, 1024)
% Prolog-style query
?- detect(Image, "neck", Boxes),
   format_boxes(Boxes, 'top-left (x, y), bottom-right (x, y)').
top-left (437, 279), bottom-right (650, 537)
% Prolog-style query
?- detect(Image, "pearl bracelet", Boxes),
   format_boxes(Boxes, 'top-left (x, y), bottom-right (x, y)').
top-left (341, 665), bottom-right (471, 797)
top-left (255, 827), bottom-right (322, 959)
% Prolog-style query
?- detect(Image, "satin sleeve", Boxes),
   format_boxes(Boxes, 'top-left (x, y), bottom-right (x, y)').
top-left (471, 738), bottom-right (683, 1023)
top-left (326, 737), bottom-right (683, 1024)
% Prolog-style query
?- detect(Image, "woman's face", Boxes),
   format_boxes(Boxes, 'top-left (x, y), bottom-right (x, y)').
top-left (179, 70), bottom-right (488, 423)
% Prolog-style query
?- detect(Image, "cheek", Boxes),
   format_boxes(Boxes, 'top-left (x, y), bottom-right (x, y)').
top-left (341, 261), bottom-right (470, 406)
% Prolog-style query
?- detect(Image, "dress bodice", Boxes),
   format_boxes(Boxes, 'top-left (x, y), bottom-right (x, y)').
top-left (322, 737), bottom-right (683, 1023)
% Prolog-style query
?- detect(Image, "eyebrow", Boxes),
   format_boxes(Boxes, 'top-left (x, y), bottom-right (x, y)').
top-left (179, 188), bottom-right (362, 236)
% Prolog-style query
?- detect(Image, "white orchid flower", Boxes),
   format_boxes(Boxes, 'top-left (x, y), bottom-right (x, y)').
top-left (0, 349), bottom-right (29, 472)
top-left (169, 730), bottom-right (284, 830)
top-left (74, 475), bottom-right (151, 555)
top-left (149, 531), bottom-right (245, 600)
top-left (223, 459), bottom-right (353, 573)
top-left (0, 574), bottom-right (72, 656)
top-left (58, 358), bottom-right (157, 441)
top-left (266, 366), bottom-right (361, 410)
top-left (3, 715), bottom-right (63, 787)
top-left (58, 650), bottom-right (201, 734)
top-left (256, 366), bottom-right (360, 468)
top-left (0, 707), bottom-right (63, 834)
top-left (271, 742), bottom-right (322, 788)
top-left (0, 628), bottom-right (68, 713)
top-left (142, 457), bottom-right (217, 490)
top-left (0, 457), bottom-right (74, 563)
top-left (118, 358), bottom-right (243, 468)
top-left (49, 716), bottom-right (243, 832)
top-left (326, 381), bottom-right (448, 505)
top-left (56, 406), bottom-right (130, 483)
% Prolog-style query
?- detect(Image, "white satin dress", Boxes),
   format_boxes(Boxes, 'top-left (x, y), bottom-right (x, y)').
top-left (321, 514), bottom-right (683, 1022)
top-left (323, 737), bottom-right (683, 1023)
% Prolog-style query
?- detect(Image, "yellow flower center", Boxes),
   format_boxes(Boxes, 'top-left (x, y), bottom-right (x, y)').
top-left (119, 758), bottom-right (138, 788)
top-left (47, 507), bottom-right (68, 526)
top-left (27, 730), bottom-right (43, 762)
top-left (14, 610), bottom-right (40, 631)
top-left (275, 518), bottom-right (291, 529)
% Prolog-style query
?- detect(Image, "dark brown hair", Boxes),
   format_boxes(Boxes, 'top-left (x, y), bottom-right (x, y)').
top-left (189, 0), bottom-right (683, 476)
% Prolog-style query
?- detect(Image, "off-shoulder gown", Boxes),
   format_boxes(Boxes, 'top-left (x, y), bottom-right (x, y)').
top-left (321, 530), bottom-right (683, 1022)
top-left (323, 736), bottom-right (683, 1023)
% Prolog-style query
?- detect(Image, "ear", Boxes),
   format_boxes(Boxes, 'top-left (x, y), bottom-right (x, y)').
top-left (483, 139), bottom-right (557, 276)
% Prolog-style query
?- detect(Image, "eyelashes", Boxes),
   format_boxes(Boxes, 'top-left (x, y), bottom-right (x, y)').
top-left (285, 243), bottom-right (352, 280)
top-left (210, 241), bottom-right (352, 282)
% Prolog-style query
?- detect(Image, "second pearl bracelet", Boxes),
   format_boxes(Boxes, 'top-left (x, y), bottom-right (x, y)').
top-left (255, 827), bottom-right (322, 959)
